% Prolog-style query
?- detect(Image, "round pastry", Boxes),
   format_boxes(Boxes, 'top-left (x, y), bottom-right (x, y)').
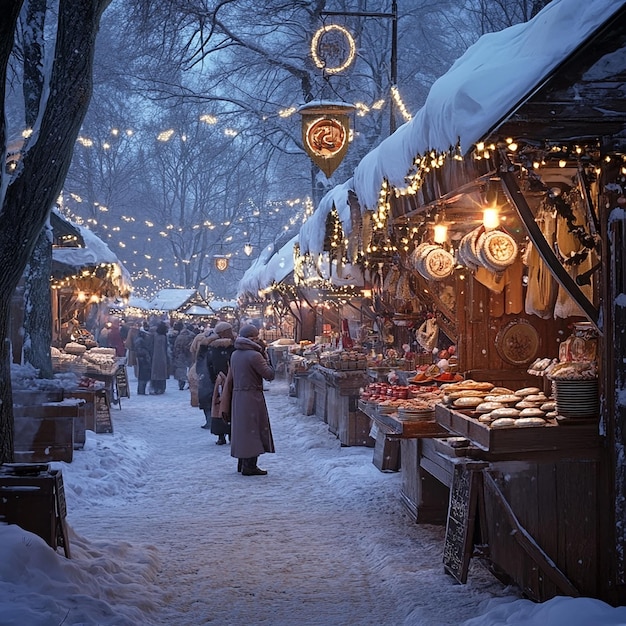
top-left (515, 417), bottom-right (546, 427)
top-left (458, 229), bottom-right (482, 271)
top-left (490, 387), bottom-right (515, 395)
top-left (453, 396), bottom-right (485, 409)
top-left (413, 243), bottom-right (441, 274)
top-left (421, 247), bottom-right (456, 281)
top-left (490, 407), bottom-right (521, 419)
top-left (515, 400), bottom-right (541, 409)
top-left (491, 417), bottom-right (516, 429)
top-left (494, 394), bottom-right (523, 405)
top-left (519, 408), bottom-right (546, 418)
top-left (525, 394), bottom-right (548, 403)
top-left (476, 401), bottom-right (505, 413)
top-left (478, 230), bottom-right (519, 271)
top-left (516, 387), bottom-right (542, 397)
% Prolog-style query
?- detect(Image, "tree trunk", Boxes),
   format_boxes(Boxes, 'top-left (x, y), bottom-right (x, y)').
top-left (23, 227), bottom-right (54, 378)
top-left (0, 0), bottom-right (112, 464)
top-left (21, 0), bottom-right (53, 378)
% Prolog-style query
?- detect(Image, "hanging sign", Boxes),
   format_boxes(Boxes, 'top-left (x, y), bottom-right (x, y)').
top-left (299, 101), bottom-right (355, 177)
top-left (214, 255), bottom-right (229, 271)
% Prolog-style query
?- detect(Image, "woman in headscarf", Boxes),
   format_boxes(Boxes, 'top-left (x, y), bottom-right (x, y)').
top-left (228, 324), bottom-right (275, 476)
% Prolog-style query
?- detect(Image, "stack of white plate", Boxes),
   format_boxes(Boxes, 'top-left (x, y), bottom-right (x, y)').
top-left (553, 379), bottom-right (599, 418)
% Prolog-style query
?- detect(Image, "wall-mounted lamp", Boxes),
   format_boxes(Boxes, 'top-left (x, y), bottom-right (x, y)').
top-left (433, 223), bottom-right (449, 244)
top-left (483, 207), bottom-right (500, 230)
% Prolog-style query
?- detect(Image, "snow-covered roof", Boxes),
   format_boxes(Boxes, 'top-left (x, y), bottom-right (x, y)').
top-left (126, 296), bottom-right (152, 310)
top-left (149, 289), bottom-right (198, 312)
top-left (185, 305), bottom-right (215, 316)
top-left (208, 299), bottom-right (238, 311)
top-left (352, 0), bottom-right (626, 210)
top-left (298, 179), bottom-right (354, 256)
top-left (238, 235), bottom-right (298, 298)
top-left (52, 213), bottom-right (133, 295)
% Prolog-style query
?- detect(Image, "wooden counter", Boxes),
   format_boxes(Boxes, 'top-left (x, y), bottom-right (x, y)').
top-left (297, 366), bottom-right (372, 446)
top-left (435, 404), bottom-right (602, 458)
top-left (429, 403), bottom-right (605, 601)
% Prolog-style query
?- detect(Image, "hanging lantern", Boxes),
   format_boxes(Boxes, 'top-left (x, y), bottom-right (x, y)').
top-left (298, 101), bottom-right (355, 177)
top-left (244, 242), bottom-right (253, 256)
top-left (214, 255), bottom-right (229, 271)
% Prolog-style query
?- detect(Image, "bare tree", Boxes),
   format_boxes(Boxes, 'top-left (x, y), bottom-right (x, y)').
top-left (0, 0), bottom-right (111, 463)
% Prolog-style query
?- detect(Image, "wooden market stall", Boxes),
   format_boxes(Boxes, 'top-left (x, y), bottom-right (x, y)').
top-left (345, 1), bottom-right (626, 604)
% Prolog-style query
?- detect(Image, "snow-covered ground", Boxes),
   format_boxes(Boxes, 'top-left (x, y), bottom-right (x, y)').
top-left (2, 372), bottom-right (626, 625)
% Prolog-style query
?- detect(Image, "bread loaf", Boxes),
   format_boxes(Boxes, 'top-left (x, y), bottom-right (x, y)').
top-left (491, 417), bottom-right (516, 428)
top-left (515, 417), bottom-right (546, 427)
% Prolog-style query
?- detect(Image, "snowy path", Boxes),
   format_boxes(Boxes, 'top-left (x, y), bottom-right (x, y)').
top-left (64, 376), bottom-right (511, 625)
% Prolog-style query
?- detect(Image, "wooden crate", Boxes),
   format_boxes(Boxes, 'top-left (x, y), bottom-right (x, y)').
top-left (372, 427), bottom-right (401, 472)
top-left (13, 389), bottom-right (64, 405)
top-left (64, 389), bottom-right (97, 432)
top-left (0, 464), bottom-right (70, 557)
top-left (337, 405), bottom-right (374, 447)
top-left (13, 405), bottom-right (79, 463)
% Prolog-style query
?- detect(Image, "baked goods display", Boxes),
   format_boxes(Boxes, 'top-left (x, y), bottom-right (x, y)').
top-left (360, 382), bottom-right (444, 421)
top-left (439, 379), bottom-right (556, 428)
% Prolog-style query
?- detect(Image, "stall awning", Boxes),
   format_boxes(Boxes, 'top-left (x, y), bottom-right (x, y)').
top-left (351, 0), bottom-right (626, 210)
top-left (51, 211), bottom-right (132, 298)
top-left (237, 235), bottom-right (297, 299)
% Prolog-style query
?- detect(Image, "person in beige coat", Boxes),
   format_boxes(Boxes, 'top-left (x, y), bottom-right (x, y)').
top-left (228, 324), bottom-right (275, 476)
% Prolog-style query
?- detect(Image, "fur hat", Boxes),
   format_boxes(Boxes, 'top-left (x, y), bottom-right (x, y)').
top-left (214, 321), bottom-right (233, 335)
top-left (238, 324), bottom-right (259, 338)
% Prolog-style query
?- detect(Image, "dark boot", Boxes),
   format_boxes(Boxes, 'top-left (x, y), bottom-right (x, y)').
top-left (242, 457), bottom-right (267, 476)
top-left (237, 458), bottom-right (243, 473)
top-left (216, 434), bottom-right (227, 445)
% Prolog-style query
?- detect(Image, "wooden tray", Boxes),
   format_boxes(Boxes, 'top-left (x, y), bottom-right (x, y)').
top-left (435, 404), bottom-right (600, 454)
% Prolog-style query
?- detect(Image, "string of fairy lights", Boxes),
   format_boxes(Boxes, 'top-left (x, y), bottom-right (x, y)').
top-left (60, 191), bottom-right (315, 301)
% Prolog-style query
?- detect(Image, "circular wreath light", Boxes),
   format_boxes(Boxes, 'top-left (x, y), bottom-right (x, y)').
top-left (311, 24), bottom-right (356, 75)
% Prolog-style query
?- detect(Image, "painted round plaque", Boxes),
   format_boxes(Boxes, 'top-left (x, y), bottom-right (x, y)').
top-left (495, 319), bottom-right (540, 365)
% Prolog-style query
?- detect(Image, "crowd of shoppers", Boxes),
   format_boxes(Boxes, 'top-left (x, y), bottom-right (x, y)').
top-left (96, 315), bottom-right (276, 475)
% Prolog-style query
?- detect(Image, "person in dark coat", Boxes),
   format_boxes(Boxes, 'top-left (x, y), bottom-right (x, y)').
top-left (173, 323), bottom-right (194, 390)
top-left (134, 327), bottom-right (153, 395)
top-left (150, 321), bottom-right (170, 394)
top-left (229, 323), bottom-right (275, 475)
top-left (197, 321), bottom-right (235, 443)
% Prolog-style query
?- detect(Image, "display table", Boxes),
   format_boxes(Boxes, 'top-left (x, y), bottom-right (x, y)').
top-left (358, 399), bottom-right (449, 481)
top-left (297, 365), bottom-right (372, 446)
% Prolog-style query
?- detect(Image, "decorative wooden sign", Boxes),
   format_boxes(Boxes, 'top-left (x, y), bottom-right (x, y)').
top-left (299, 101), bottom-right (355, 177)
top-left (115, 365), bottom-right (130, 398)
top-left (95, 390), bottom-right (113, 434)
top-left (443, 465), bottom-right (480, 583)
